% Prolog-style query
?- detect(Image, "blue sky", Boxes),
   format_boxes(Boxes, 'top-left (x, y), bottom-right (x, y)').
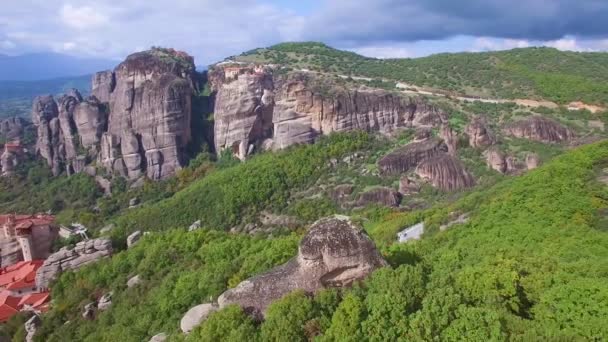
top-left (1, 0), bottom-right (608, 66)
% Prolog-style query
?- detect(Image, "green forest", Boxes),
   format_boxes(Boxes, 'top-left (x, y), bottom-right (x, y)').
top-left (4, 137), bottom-right (608, 341)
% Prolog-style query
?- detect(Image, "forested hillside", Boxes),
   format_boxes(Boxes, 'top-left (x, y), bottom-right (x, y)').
top-left (237, 42), bottom-right (608, 105)
top-left (8, 139), bottom-right (607, 341)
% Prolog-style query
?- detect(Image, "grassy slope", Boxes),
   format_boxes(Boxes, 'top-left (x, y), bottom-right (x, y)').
top-left (19, 140), bottom-right (608, 341)
top-left (236, 42), bottom-right (608, 105)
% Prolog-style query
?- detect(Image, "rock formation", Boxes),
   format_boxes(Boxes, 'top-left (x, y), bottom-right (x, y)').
top-left (180, 303), bottom-right (219, 333)
top-left (149, 333), bottom-right (168, 342)
top-left (504, 116), bottom-right (575, 143)
top-left (356, 187), bottom-right (401, 207)
top-left (217, 216), bottom-right (387, 316)
top-left (439, 125), bottom-right (458, 155)
top-left (127, 230), bottom-right (142, 248)
top-left (484, 148), bottom-right (507, 173)
top-left (0, 140), bottom-right (26, 176)
top-left (0, 117), bottom-right (30, 141)
top-left (526, 153), bottom-right (541, 170)
top-left (465, 117), bottom-right (495, 148)
top-left (24, 315), bottom-right (40, 342)
top-left (95, 48), bottom-right (195, 180)
top-left (415, 154), bottom-right (475, 191)
top-left (211, 67), bottom-right (448, 159)
top-left (32, 91), bottom-right (106, 175)
top-left (97, 292), bottom-right (113, 311)
top-left (35, 238), bottom-right (112, 290)
top-left (399, 177), bottom-right (421, 195)
top-left (127, 275), bottom-right (142, 288)
top-left (30, 48), bottom-right (195, 180)
top-left (378, 137), bottom-right (448, 176)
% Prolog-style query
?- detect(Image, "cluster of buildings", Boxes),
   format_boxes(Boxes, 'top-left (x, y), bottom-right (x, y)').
top-left (0, 214), bottom-right (59, 321)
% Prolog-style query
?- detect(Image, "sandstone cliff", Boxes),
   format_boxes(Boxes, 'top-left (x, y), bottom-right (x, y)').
top-left (95, 48), bottom-right (195, 180)
top-left (32, 91), bottom-right (106, 175)
top-left (211, 67), bottom-right (448, 159)
top-left (0, 117), bottom-right (30, 141)
top-left (504, 116), bottom-right (575, 143)
top-left (31, 48), bottom-right (196, 180)
top-left (378, 137), bottom-right (448, 176)
top-left (415, 154), bottom-right (475, 191)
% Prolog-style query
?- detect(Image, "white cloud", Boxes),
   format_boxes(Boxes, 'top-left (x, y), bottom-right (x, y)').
top-left (0, 40), bottom-right (16, 49)
top-left (546, 38), bottom-right (581, 51)
top-left (472, 37), bottom-right (530, 52)
top-left (351, 45), bottom-right (413, 59)
top-left (60, 4), bottom-right (109, 30)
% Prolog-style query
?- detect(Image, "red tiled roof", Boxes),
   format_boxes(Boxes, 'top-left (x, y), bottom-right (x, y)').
top-left (0, 214), bottom-right (54, 226)
top-left (18, 292), bottom-right (50, 308)
top-left (0, 291), bottom-right (50, 322)
top-left (0, 260), bottom-right (43, 289)
top-left (0, 304), bottom-right (18, 322)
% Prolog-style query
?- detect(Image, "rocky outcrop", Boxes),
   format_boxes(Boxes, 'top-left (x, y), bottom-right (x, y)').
top-left (217, 216), bottom-right (387, 316)
top-left (24, 315), bottom-right (40, 342)
top-left (356, 187), bottom-right (401, 207)
top-left (0, 117), bottom-right (30, 141)
top-left (378, 137), bottom-right (448, 176)
top-left (399, 177), bottom-right (421, 195)
top-left (30, 48), bottom-right (195, 180)
top-left (0, 143), bottom-right (25, 176)
top-left (35, 238), bottom-right (112, 290)
top-left (149, 333), bottom-right (168, 342)
top-left (526, 153), bottom-right (541, 170)
top-left (95, 48), bottom-right (195, 180)
top-left (127, 275), bottom-right (142, 288)
top-left (180, 303), bottom-right (219, 333)
top-left (127, 230), bottom-right (142, 248)
top-left (211, 67), bottom-right (448, 159)
top-left (485, 149), bottom-right (540, 174)
top-left (97, 292), bottom-right (113, 311)
top-left (465, 117), bottom-right (495, 148)
top-left (32, 91), bottom-right (106, 175)
top-left (504, 116), bottom-right (575, 143)
top-left (415, 154), bottom-right (475, 191)
top-left (484, 148), bottom-right (507, 173)
top-left (439, 125), bottom-right (458, 155)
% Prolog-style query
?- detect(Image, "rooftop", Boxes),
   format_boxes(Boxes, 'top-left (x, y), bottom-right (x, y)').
top-left (0, 260), bottom-right (43, 289)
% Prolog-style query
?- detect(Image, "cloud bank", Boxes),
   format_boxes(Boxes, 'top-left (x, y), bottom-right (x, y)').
top-left (1, 0), bottom-right (607, 65)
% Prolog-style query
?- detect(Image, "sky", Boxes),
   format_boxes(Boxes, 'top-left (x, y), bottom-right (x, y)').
top-left (1, 0), bottom-right (608, 66)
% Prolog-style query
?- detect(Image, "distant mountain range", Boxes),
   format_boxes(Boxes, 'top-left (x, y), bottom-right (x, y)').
top-left (0, 52), bottom-right (115, 81)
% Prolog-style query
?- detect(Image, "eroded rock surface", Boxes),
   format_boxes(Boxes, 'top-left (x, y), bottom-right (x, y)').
top-left (0, 117), bottom-right (30, 141)
top-left (211, 67), bottom-right (448, 159)
top-left (378, 137), bottom-right (448, 176)
top-left (439, 125), bottom-right (458, 155)
top-left (32, 91), bottom-right (106, 175)
top-left (217, 216), bottom-right (387, 316)
top-left (504, 116), bottom-right (575, 143)
top-left (465, 117), bottom-right (495, 148)
top-left (415, 154), bottom-right (475, 191)
top-left (94, 48), bottom-right (195, 179)
top-left (35, 238), bottom-right (112, 290)
top-left (484, 148), bottom-right (507, 174)
top-left (356, 187), bottom-right (401, 207)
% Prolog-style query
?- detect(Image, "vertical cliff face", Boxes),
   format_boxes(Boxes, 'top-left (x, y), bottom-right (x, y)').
top-left (504, 116), bottom-right (575, 143)
top-left (94, 48), bottom-right (195, 180)
top-left (32, 91), bottom-right (106, 175)
top-left (211, 67), bottom-right (448, 159)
